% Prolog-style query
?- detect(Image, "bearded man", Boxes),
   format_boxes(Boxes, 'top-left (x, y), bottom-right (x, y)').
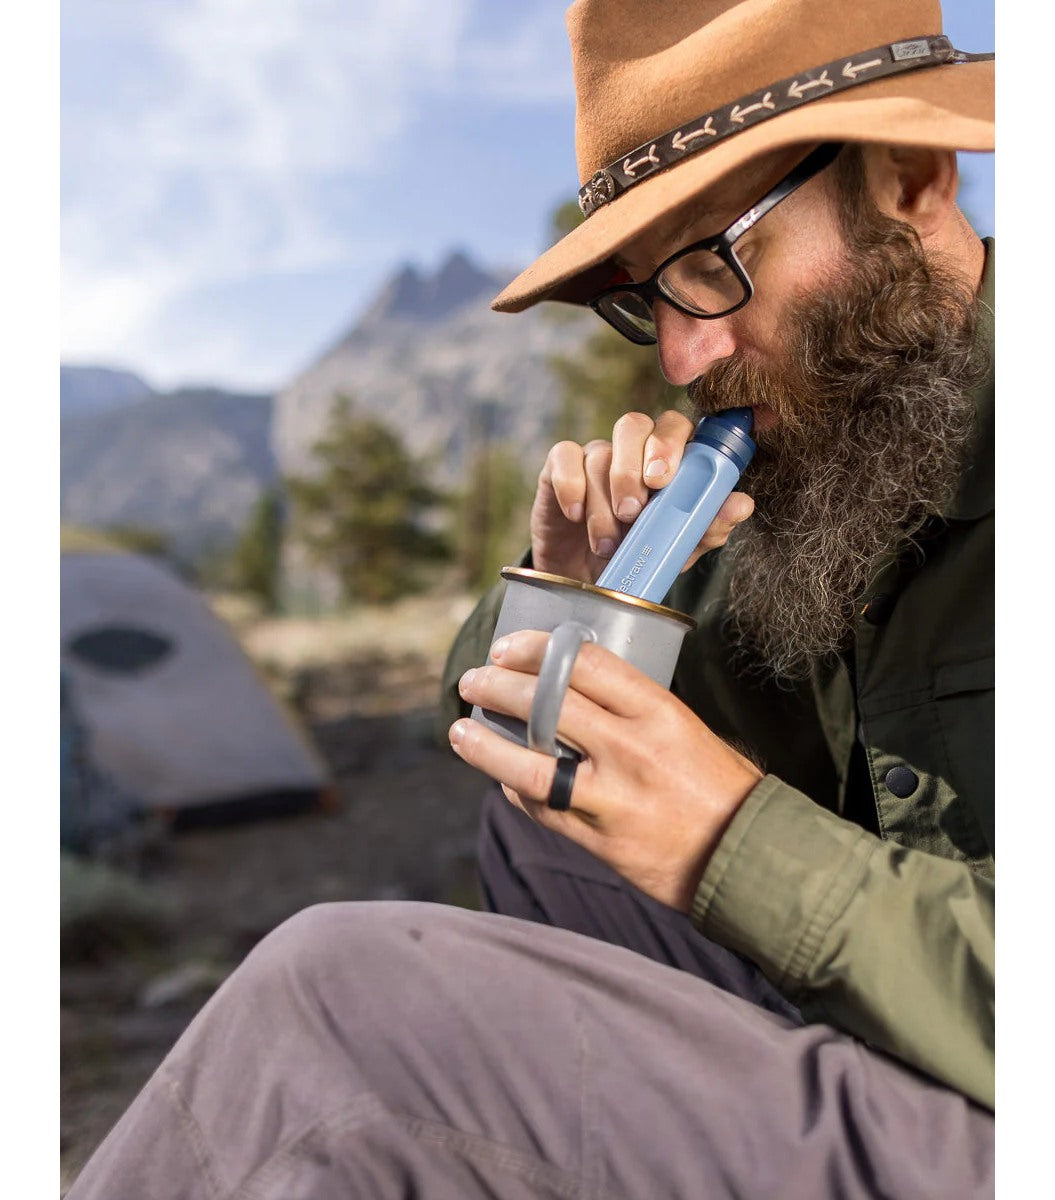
top-left (67, 3), bottom-right (995, 1198)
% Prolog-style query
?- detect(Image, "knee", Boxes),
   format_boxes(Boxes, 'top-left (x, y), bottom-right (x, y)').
top-left (239, 901), bottom-right (471, 996)
top-left (247, 902), bottom-right (396, 979)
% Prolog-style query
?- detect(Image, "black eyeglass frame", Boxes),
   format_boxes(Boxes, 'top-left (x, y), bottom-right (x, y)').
top-left (588, 141), bottom-right (844, 345)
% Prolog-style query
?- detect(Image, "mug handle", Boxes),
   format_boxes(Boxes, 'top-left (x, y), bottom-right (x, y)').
top-left (527, 620), bottom-right (597, 757)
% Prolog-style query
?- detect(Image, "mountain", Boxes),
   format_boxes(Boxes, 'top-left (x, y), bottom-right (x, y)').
top-left (273, 249), bottom-right (594, 492)
top-left (354, 250), bottom-right (504, 331)
top-left (60, 249), bottom-right (598, 592)
top-left (61, 388), bottom-right (278, 561)
top-left (61, 365), bottom-right (155, 421)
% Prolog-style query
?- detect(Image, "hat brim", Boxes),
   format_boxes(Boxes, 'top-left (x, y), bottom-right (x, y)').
top-left (491, 60), bottom-right (994, 313)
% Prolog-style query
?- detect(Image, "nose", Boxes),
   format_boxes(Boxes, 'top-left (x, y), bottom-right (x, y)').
top-left (653, 300), bottom-right (737, 386)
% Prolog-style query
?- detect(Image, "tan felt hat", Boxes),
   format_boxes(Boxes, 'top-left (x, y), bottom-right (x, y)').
top-left (491, 0), bottom-right (994, 314)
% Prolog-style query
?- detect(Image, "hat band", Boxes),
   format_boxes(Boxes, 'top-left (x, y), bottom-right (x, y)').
top-left (577, 35), bottom-right (993, 217)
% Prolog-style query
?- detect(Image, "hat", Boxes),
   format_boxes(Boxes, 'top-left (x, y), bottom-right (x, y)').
top-left (491, 0), bottom-right (994, 314)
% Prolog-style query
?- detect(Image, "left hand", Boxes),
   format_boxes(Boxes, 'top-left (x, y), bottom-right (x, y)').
top-left (449, 630), bottom-right (763, 912)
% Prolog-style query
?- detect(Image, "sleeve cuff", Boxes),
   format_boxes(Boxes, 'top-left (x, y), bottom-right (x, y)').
top-left (691, 774), bottom-right (875, 991)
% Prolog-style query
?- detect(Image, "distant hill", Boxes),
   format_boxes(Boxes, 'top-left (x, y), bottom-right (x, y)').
top-left (61, 365), bottom-right (155, 421)
top-left (60, 249), bottom-right (599, 596)
top-left (273, 248), bottom-right (594, 490)
top-left (271, 247), bottom-right (596, 607)
top-left (61, 387), bottom-right (278, 562)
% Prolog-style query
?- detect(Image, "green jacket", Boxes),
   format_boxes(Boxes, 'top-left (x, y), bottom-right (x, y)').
top-left (440, 240), bottom-right (995, 1110)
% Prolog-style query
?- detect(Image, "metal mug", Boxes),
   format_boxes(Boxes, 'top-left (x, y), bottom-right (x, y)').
top-left (470, 567), bottom-right (696, 757)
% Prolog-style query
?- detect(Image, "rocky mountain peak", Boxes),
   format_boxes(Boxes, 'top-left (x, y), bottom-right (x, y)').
top-left (354, 248), bottom-right (504, 333)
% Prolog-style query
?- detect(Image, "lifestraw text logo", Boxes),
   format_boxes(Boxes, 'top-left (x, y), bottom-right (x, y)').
top-left (619, 545), bottom-right (653, 592)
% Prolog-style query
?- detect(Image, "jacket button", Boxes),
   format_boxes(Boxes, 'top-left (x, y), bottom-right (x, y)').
top-left (862, 593), bottom-right (895, 625)
top-left (884, 765), bottom-right (919, 798)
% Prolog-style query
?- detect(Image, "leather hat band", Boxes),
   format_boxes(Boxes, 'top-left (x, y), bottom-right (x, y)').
top-left (577, 35), bottom-right (994, 217)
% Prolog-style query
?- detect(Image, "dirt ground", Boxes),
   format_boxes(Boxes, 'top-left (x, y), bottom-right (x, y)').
top-left (60, 592), bottom-right (491, 1192)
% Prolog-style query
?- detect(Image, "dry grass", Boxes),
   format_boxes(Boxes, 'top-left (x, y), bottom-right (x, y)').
top-left (212, 590), bottom-right (477, 670)
top-left (207, 589), bottom-right (480, 720)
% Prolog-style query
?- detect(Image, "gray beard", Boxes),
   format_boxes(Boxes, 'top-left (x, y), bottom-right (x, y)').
top-left (689, 232), bottom-right (984, 683)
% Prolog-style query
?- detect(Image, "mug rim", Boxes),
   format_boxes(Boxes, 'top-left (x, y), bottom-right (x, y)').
top-left (500, 566), bottom-right (697, 630)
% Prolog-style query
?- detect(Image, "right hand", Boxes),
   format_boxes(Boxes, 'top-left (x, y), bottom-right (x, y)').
top-left (530, 409), bottom-right (755, 583)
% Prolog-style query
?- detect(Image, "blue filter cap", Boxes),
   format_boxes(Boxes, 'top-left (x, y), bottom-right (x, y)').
top-left (692, 407), bottom-right (756, 473)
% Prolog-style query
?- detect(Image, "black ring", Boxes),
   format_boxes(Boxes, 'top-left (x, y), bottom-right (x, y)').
top-left (547, 754), bottom-right (579, 811)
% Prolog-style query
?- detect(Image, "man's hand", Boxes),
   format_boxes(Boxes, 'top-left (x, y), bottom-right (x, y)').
top-left (449, 630), bottom-right (762, 912)
top-left (531, 409), bottom-right (754, 582)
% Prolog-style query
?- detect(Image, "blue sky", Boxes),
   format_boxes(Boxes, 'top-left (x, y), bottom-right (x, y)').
top-left (60, 0), bottom-right (995, 393)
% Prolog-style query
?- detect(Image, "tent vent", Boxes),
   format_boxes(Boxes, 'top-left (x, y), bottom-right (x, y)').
top-left (67, 626), bottom-right (174, 674)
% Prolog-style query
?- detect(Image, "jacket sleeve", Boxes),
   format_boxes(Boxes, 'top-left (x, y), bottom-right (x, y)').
top-left (435, 577), bottom-right (509, 743)
top-left (692, 775), bottom-right (994, 1109)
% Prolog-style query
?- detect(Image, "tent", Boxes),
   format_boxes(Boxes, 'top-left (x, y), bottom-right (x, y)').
top-left (61, 546), bottom-right (331, 832)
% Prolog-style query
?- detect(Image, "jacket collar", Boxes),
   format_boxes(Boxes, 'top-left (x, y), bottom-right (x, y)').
top-left (944, 236), bottom-right (994, 522)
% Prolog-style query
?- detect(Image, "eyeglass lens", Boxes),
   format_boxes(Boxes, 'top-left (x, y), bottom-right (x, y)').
top-left (600, 247), bottom-right (747, 343)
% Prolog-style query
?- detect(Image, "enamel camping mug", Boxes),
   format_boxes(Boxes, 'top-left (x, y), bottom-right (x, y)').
top-left (470, 567), bottom-right (696, 757)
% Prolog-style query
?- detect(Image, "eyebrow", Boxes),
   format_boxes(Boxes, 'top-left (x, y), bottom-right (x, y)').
top-left (611, 203), bottom-right (728, 273)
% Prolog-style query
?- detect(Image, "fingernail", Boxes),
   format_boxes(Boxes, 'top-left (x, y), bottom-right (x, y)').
top-left (596, 537), bottom-right (617, 558)
top-left (449, 721), bottom-right (466, 750)
top-left (568, 502), bottom-right (584, 522)
top-left (459, 668), bottom-right (477, 693)
top-left (491, 637), bottom-right (509, 661)
top-left (616, 497), bottom-right (642, 522)
top-left (644, 458), bottom-right (668, 481)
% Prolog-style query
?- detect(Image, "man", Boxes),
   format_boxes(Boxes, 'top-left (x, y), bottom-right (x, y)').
top-left (68, 2), bottom-right (995, 1197)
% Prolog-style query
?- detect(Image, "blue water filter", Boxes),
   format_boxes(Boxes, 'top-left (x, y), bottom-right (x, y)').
top-left (595, 408), bottom-right (756, 604)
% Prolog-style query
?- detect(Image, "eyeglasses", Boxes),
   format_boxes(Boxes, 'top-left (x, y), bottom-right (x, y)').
top-left (588, 142), bottom-right (843, 345)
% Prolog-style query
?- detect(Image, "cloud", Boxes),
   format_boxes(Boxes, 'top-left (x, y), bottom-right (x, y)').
top-left (61, 0), bottom-right (576, 380)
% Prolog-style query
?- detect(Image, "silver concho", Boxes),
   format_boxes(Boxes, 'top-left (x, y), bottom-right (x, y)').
top-left (578, 169), bottom-right (616, 217)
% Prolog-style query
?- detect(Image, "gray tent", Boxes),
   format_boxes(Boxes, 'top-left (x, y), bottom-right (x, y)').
top-left (61, 548), bottom-right (330, 829)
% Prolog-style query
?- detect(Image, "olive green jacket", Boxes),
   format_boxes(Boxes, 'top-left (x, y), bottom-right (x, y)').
top-left (440, 240), bottom-right (995, 1110)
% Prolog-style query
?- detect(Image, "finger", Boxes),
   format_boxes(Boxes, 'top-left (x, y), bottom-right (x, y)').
top-left (500, 783), bottom-right (531, 816)
top-left (685, 490), bottom-right (755, 565)
top-left (642, 409), bottom-right (696, 490)
top-left (581, 440), bottom-right (622, 560)
top-left (489, 631), bottom-right (668, 721)
top-left (448, 717), bottom-right (594, 815)
top-left (609, 411), bottom-right (656, 523)
top-left (539, 440), bottom-right (589, 523)
top-left (457, 664), bottom-right (600, 755)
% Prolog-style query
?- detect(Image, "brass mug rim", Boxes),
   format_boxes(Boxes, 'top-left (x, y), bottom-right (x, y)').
top-left (500, 566), bottom-right (697, 630)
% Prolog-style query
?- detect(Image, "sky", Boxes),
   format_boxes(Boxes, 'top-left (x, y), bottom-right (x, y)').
top-left (60, 0), bottom-right (996, 393)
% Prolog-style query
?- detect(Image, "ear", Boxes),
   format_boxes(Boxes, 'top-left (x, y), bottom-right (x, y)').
top-left (860, 145), bottom-right (959, 241)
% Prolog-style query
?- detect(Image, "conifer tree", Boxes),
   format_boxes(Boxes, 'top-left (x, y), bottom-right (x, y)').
top-left (287, 397), bottom-right (452, 605)
top-left (230, 489), bottom-right (283, 611)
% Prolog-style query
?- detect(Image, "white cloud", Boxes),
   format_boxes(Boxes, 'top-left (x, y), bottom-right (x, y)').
top-left (133, 0), bottom-right (475, 173)
top-left (60, 0), bottom-right (576, 381)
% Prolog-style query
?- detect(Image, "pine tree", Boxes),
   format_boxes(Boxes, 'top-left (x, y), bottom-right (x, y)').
top-left (230, 489), bottom-right (283, 611)
top-left (286, 397), bottom-right (452, 605)
top-left (458, 426), bottom-right (532, 592)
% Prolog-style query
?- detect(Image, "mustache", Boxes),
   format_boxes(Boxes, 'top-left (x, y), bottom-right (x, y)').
top-left (686, 350), bottom-right (815, 445)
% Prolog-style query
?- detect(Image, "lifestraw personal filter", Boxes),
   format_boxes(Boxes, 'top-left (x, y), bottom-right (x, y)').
top-left (594, 408), bottom-right (756, 604)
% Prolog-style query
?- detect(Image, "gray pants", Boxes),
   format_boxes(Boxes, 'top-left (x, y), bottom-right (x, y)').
top-left (67, 851), bottom-right (993, 1197)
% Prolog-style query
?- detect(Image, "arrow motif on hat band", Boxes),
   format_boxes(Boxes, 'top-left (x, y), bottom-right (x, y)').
top-left (623, 144), bottom-right (660, 178)
top-left (730, 93), bottom-right (775, 124)
top-left (787, 71), bottom-right (833, 100)
top-left (842, 57), bottom-right (883, 80)
top-left (576, 35), bottom-right (990, 218)
top-left (671, 119), bottom-right (717, 152)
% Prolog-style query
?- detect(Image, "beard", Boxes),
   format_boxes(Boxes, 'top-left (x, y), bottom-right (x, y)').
top-left (688, 215), bottom-right (985, 683)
